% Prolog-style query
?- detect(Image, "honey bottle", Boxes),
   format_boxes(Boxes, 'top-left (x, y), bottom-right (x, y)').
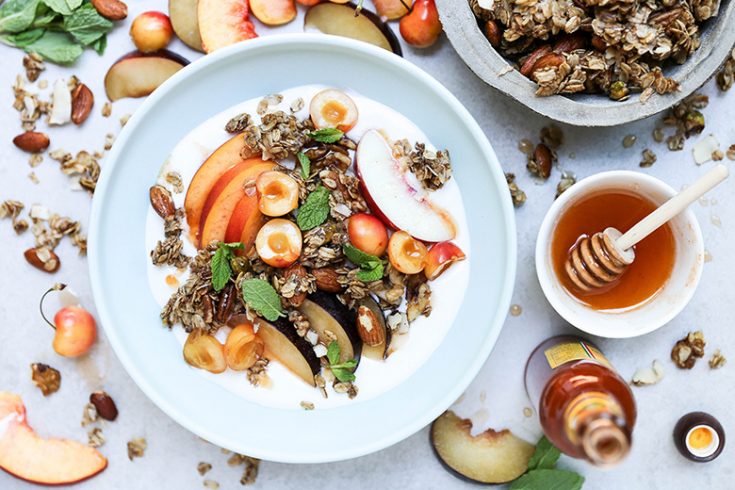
top-left (524, 335), bottom-right (637, 467)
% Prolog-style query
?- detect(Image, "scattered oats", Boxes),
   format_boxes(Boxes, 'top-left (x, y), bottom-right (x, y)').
top-left (127, 437), bottom-right (147, 461)
top-left (622, 135), bottom-right (637, 148)
top-left (203, 480), bottom-right (219, 489)
top-left (653, 128), bottom-right (665, 143)
top-left (671, 330), bottom-right (706, 369)
top-left (712, 150), bottom-right (724, 161)
top-left (709, 349), bottom-right (727, 369)
top-left (505, 172), bottom-right (526, 207)
top-left (510, 304), bottom-right (522, 316)
top-left (663, 93), bottom-right (708, 152)
top-left (716, 49), bottom-right (734, 91)
top-left (240, 456), bottom-right (259, 485)
top-left (101, 102), bottom-right (112, 117)
top-left (518, 138), bottom-right (534, 155)
top-left (225, 112), bottom-right (251, 133)
top-left (555, 172), bottom-right (576, 198)
top-left (197, 462), bottom-right (212, 476)
top-left (165, 171), bottom-right (184, 193)
top-left (88, 427), bottom-right (105, 448)
top-left (38, 80), bottom-right (48, 90)
top-left (404, 142), bottom-right (452, 190)
top-left (631, 360), bottom-right (665, 386)
top-left (30, 363), bottom-right (61, 396)
top-left (246, 356), bottom-right (269, 386)
top-left (81, 403), bottom-right (98, 427)
top-left (290, 97), bottom-right (305, 113)
top-left (727, 145), bottom-right (735, 161)
top-left (28, 172), bottom-right (39, 184)
top-left (119, 114), bottom-right (131, 127)
top-left (104, 133), bottom-right (115, 151)
top-left (640, 148), bottom-right (657, 168)
top-left (300, 401), bottom-right (315, 410)
top-left (28, 153), bottom-right (43, 167)
top-left (23, 53), bottom-right (45, 83)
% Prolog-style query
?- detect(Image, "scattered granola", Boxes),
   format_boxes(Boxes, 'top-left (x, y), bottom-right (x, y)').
top-left (101, 101), bottom-right (112, 117)
top-left (29, 153), bottom-right (43, 167)
top-left (87, 427), bottom-right (105, 448)
top-left (151, 209), bottom-right (189, 268)
top-left (394, 141), bottom-right (452, 190)
top-left (49, 149), bottom-right (102, 193)
top-left (300, 400), bottom-right (315, 410)
top-left (662, 93), bottom-right (708, 151)
top-left (631, 359), bottom-right (665, 386)
top-left (225, 112), bottom-right (252, 133)
top-left (203, 480), bottom-right (220, 489)
top-left (716, 48), bottom-right (734, 91)
top-left (246, 357), bottom-right (270, 386)
top-left (23, 54), bottom-right (45, 82)
top-left (226, 453), bottom-right (260, 485)
top-left (555, 172), bottom-right (576, 198)
top-left (28, 171), bottom-right (39, 184)
top-left (640, 149), bottom-right (657, 168)
top-left (30, 363), bottom-right (61, 396)
top-left (1, 200), bottom-right (29, 235)
top-left (505, 173), bottom-right (526, 207)
top-left (104, 133), bottom-right (116, 151)
top-left (197, 462), bottom-right (213, 476)
top-left (622, 135), bottom-right (637, 148)
top-left (81, 403), bottom-right (99, 427)
top-left (120, 114), bottom-right (131, 127)
top-left (709, 349), bottom-right (727, 369)
top-left (671, 330), bottom-right (706, 369)
top-left (726, 144), bottom-right (735, 161)
top-left (127, 437), bottom-right (148, 461)
top-left (165, 171), bottom-right (184, 193)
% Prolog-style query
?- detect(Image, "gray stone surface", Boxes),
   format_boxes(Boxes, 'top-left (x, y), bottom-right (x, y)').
top-left (0, 1), bottom-right (733, 489)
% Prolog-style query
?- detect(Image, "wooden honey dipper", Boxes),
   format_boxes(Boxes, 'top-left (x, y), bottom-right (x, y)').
top-left (566, 164), bottom-right (729, 291)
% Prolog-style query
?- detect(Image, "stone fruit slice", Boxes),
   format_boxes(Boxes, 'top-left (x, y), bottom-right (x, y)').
top-left (104, 50), bottom-right (189, 101)
top-left (169, 0), bottom-right (203, 52)
top-left (256, 317), bottom-right (320, 386)
top-left (299, 292), bottom-right (361, 364)
top-left (198, 0), bottom-right (257, 53)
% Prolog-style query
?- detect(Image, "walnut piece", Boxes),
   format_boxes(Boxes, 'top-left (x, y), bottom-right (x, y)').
top-left (671, 330), bottom-right (706, 369)
top-left (30, 363), bottom-right (61, 396)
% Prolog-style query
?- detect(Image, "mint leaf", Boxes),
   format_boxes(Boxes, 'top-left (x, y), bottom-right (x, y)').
top-left (527, 436), bottom-right (561, 471)
top-left (25, 30), bottom-right (83, 64)
top-left (356, 264), bottom-right (383, 282)
top-left (63, 3), bottom-right (112, 46)
top-left (510, 469), bottom-right (584, 490)
top-left (241, 278), bottom-right (283, 322)
top-left (327, 341), bottom-right (340, 365)
top-left (211, 242), bottom-right (243, 291)
top-left (91, 34), bottom-right (106, 55)
top-left (32, 5), bottom-right (59, 27)
top-left (296, 186), bottom-right (330, 231)
top-left (331, 359), bottom-right (357, 370)
top-left (309, 128), bottom-right (343, 143)
top-left (331, 367), bottom-right (356, 383)
top-left (1, 27), bottom-right (45, 47)
top-left (0, 0), bottom-right (40, 33)
top-left (343, 244), bottom-right (379, 266)
top-left (297, 152), bottom-right (310, 180)
top-left (42, 0), bottom-right (81, 16)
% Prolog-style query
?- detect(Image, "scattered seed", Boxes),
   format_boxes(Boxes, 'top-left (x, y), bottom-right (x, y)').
top-left (101, 102), bottom-right (112, 117)
top-left (197, 462), bottom-right (212, 476)
top-left (88, 427), bottom-right (105, 448)
top-left (505, 173), bottom-right (526, 207)
top-left (640, 149), bottom-right (657, 167)
top-left (555, 172), bottom-right (576, 198)
top-left (653, 127), bottom-right (665, 143)
top-left (622, 134), bottom-right (637, 148)
top-left (300, 401), bottom-right (315, 410)
top-left (203, 480), bottom-right (220, 489)
top-left (510, 304), bottom-right (522, 316)
top-left (518, 138), bottom-right (534, 155)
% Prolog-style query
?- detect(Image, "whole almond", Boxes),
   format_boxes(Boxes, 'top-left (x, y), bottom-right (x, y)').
top-left (24, 246), bottom-right (60, 273)
top-left (13, 131), bottom-right (50, 153)
top-left (532, 144), bottom-right (553, 180)
top-left (284, 264), bottom-right (308, 307)
top-left (90, 391), bottom-right (118, 421)
top-left (520, 45), bottom-right (552, 77)
top-left (552, 33), bottom-right (587, 54)
top-left (91, 0), bottom-right (128, 20)
top-left (149, 185), bottom-right (175, 219)
top-left (312, 268), bottom-right (342, 292)
top-left (530, 53), bottom-right (565, 81)
top-left (71, 83), bottom-right (94, 125)
top-left (356, 305), bottom-right (385, 347)
top-left (484, 20), bottom-right (502, 48)
top-left (590, 35), bottom-right (607, 52)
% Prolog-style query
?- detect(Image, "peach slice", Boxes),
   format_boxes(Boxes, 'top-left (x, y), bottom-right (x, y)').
top-left (104, 50), bottom-right (188, 101)
top-left (199, 161), bottom-right (275, 248)
top-left (388, 230), bottom-right (427, 274)
top-left (310, 89), bottom-right (358, 132)
top-left (374, 0), bottom-right (412, 19)
top-left (197, 0), bottom-right (257, 53)
top-left (184, 134), bottom-right (258, 242)
top-left (250, 0), bottom-right (297, 26)
top-left (425, 241), bottom-right (466, 280)
top-left (255, 219), bottom-right (302, 268)
top-left (256, 171), bottom-right (300, 217)
top-left (183, 330), bottom-right (227, 373)
top-left (0, 392), bottom-right (107, 485)
top-left (225, 323), bottom-right (264, 370)
top-left (224, 196), bottom-right (266, 254)
top-left (356, 130), bottom-right (457, 243)
top-left (348, 213), bottom-right (388, 257)
top-left (296, 0), bottom-right (322, 4)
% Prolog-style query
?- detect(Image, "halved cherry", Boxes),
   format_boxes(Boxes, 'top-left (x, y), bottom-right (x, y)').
top-left (183, 329), bottom-right (227, 373)
top-left (224, 323), bottom-right (264, 370)
top-left (255, 218), bottom-right (303, 268)
top-left (256, 171), bottom-right (300, 217)
top-left (388, 230), bottom-right (428, 274)
top-left (310, 89), bottom-right (358, 132)
top-left (425, 241), bottom-right (466, 280)
top-left (348, 213), bottom-right (389, 257)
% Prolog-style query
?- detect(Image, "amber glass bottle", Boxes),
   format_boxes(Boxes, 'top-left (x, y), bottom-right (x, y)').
top-left (525, 336), bottom-right (637, 467)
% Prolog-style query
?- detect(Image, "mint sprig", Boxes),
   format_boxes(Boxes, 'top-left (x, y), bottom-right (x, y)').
top-left (326, 341), bottom-right (357, 382)
top-left (343, 244), bottom-right (384, 283)
top-left (210, 242), bottom-right (243, 292)
top-left (297, 152), bottom-right (310, 180)
top-left (296, 186), bottom-right (330, 231)
top-left (241, 278), bottom-right (284, 322)
top-left (527, 435), bottom-right (561, 470)
top-left (508, 437), bottom-right (584, 490)
top-left (309, 128), bottom-right (344, 143)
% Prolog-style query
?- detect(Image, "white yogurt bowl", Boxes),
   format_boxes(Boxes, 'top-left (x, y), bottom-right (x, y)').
top-left (536, 171), bottom-right (704, 338)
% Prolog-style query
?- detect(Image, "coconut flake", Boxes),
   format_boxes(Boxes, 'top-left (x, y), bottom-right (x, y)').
top-left (313, 343), bottom-right (328, 358)
top-left (48, 79), bottom-right (71, 126)
top-left (692, 134), bottom-right (719, 165)
top-left (631, 359), bottom-right (665, 386)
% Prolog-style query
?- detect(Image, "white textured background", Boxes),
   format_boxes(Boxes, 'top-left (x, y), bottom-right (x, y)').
top-left (1, 1), bottom-right (733, 488)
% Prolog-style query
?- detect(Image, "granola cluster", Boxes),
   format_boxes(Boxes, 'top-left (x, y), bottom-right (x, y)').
top-left (471, 0), bottom-right (719, 99)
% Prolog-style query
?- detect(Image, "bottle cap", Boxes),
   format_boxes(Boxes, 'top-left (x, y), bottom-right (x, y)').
top-left (673, 412), bottom-right (725, 462)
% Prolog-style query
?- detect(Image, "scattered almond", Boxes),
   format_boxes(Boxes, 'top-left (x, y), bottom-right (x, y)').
top-left (13, 131), bottom-right (50, 153)
top-left (90, 391), bottom-right (118, 421)
top-left (552, 33), bottom-right (587, 53)
top-left (284, 264), bottom-right (308, 307)
top-left (520, 45), bottom-right (552, 77)
top-left (71, 83), bottom-right (94, 125)
top-left (91, 0), bottom-right (128, 20)
top-left (356, 305), bottom-right (385, 346)
top-left (312, 268), bottom-right (341, 292)
top-left (531, 53), bottom-right (565, 80)
top-left (149, 185), bottom-right (175, 219)
top-left (24, 246), bottom-right (60, 273)
top-left (484, 20), bottom-right (501, 48)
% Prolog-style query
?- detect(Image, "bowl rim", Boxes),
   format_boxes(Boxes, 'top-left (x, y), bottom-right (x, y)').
top-left (88, 33), bottom-right (517, 463)
top-left (535, 170), bottom-right (704, 338)
top-left (437, 0), bottom-right (735, 127)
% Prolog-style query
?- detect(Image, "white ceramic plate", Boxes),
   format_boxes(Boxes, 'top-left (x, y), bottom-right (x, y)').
top-left (89, 34), bottom-right (515, 463)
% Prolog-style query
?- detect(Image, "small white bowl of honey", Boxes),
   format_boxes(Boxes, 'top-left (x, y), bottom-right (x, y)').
top-left (536, 171), bottom-right (705, 338)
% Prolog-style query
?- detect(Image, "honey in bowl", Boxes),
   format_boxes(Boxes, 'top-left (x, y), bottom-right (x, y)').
top-left (551, 190), bottom-right (676, 310)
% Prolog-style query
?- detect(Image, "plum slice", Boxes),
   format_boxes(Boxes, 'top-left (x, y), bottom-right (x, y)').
top-left (431, 411), bottom-right (535, 484)
top-left (104, 50), bottom-right (189, 101)
top-left (299, 292), bottom-right (361, 364)
top-left (256, 317), bottom-right (320, 386)
top-left (169, 0), bottom-right (203, 52)
top-left (304, 2), bottom-right (402, 56)
top-left (358, 296), bottom-right (391, 360)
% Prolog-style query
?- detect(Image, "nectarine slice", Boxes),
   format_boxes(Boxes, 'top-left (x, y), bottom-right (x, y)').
top-left (224, 196), bottom-right (266, 253)
top-left (200, 162), bottom-right (275, 247)
top-left (250, 0), bottom-right (297, 26)
top-left (198, 0), bottom-right (257, 53)
top-left (184, 133), bottom-right (259, 243)
top-left (0, 392), bottom-right (107, 485)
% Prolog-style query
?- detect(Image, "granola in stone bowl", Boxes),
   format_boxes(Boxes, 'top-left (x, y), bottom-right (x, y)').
top-left (147, 86), bottom-right (470, 407)
top-left (470, 0), bottom-right (722, 101)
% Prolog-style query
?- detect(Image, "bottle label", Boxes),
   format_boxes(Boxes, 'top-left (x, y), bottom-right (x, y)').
top-left (544, 340), bottom-right (611, 370)
top-left (563, 391), bottom-right (624, 445)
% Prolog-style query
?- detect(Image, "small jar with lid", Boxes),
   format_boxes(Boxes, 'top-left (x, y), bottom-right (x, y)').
top-left (673, 412), bottom-right (725, 462)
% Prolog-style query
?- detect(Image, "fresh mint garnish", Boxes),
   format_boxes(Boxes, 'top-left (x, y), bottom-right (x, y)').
top-left (309, 128), bottom-right (344, 144)
top-left (527, 436), bottom-right (561, 470)
top-left (326, 341), bottom-right (357, 383)
top-left (297, 152), bottom-right (311, 180)
top-left (343, 244), bottom-right (384, 283)
top-left (210, 242), bottom-right (244, 292)
top-left (241, 278), bottom-right (284, 322)
top-left (507, 436), bottom-right (584, 490)
top-left (296, 186), bottom-right (330, 231)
